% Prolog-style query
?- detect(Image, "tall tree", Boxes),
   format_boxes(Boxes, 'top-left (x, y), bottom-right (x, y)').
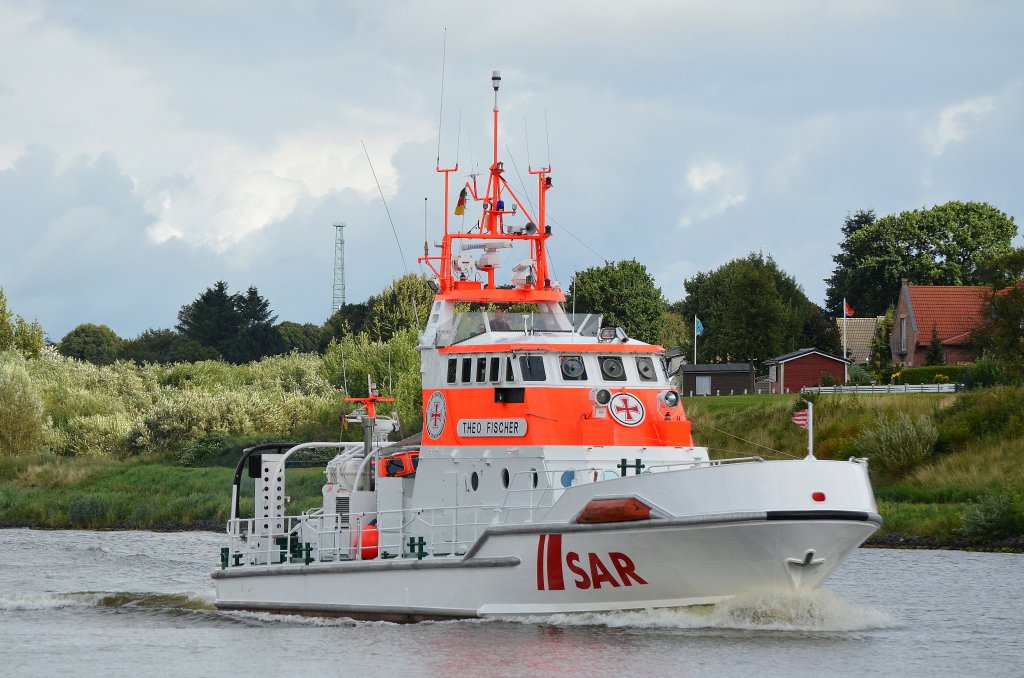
top-left (237, 286), bottom-right (277, 327)
top-left (0, 288), bottom-right (15, 351)
top-left (176, 281), bottom-right (242, 350)
top-left (972, 247), bottom-right (1024, 365)
top-left (176, 281), bottom-right (284, 363)
top-left (867, 306), bottom-right (895, 380)
top-left (681, 253), bottom-right (830, 364)
top-left (825, 202), bottom-right (1017, 316)
top-left (566, 260), bottom-right (666, 344)
top-left (364, 274), bottom-right (435, 343)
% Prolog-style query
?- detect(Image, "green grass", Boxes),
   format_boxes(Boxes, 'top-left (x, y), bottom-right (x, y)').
top-left (684, 390), bottom-right (1024, 547)
top-left (0, 454), bottom-right (324, 529)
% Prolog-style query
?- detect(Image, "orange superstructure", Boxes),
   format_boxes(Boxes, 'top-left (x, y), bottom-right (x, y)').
top-left (415, 70), bottom-right (693, 454)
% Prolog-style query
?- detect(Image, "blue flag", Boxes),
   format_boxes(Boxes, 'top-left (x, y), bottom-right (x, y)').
top-left (694, 317), bottom-right (704, 337)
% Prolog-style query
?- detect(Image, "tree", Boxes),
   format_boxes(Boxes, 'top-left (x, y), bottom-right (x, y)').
top-left (566, 260), bottom-right (666, 344)
top-left (176, 281), bottom-right (242, 351)
top-left (277, 322), bottom-right (323, 354)
top-left (680, 253), bottom-right (827, 364)
top-left (13, 317), bottom-right (45, 359)
top-left (320, 302), bottom-right (371, 350)
top-left (119, 329), bottom-right (219, 364)
top-left (825, 202), bottom-right (1018, 317)
top-left (237, 286), bottom-right (277, 327)
top-left (58, 323), bottom-right (122, 365)
top-left (925, 325), bottom-right (945, 366)
top-left (803, 305), bottom-right (843, 357)
top-left (176, 282), bottom-right (282, 363)
top-left (867, 306), bottom-right (895, 381)
top-left (659, 310), bottom-right (690, 350)
top-left (973, 247), bottom-right (1024, 365)
top-left (364, 274), bottom-right (435, 343)
top-left (0, 288), bottom-right (14, 351)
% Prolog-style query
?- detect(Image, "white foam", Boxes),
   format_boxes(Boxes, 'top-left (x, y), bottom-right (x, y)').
top-left (219, 610), bottom-right (395, 627)
top-left (0, 592), bottom-right (105, 611)
top-left (503, 589), bottom-right (897, 632)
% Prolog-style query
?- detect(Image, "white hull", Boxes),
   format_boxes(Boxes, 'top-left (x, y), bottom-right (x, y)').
top-left (214, 460), bottom-right (880, 620)
top-left (214, 517), bottom-right (877, 619)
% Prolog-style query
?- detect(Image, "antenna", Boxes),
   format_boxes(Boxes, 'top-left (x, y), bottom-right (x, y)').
top-left (332, 222), bottom-right (346, 314)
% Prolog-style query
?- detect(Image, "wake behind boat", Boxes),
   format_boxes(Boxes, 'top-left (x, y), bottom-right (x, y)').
top-left (212, 71), bottom-right (880, 621)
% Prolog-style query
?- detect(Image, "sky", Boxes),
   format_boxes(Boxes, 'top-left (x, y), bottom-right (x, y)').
top-left (2, 0), bottom-right (1022, 340)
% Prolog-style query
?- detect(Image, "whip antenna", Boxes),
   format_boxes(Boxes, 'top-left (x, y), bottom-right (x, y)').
top-left (361, 139), bottom-right (421, 328)
top-left (435, 28), bottom-right (447, 167)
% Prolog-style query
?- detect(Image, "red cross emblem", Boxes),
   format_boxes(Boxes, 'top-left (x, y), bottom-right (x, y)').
top-left (425, 391), bottom-right (447, 438)
top-left (609, 393), bottom-right (645, 427)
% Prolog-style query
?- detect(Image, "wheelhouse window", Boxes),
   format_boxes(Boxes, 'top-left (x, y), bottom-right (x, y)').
top-left (476, 357), bottom-right (487, 382)
top-left (489, 357), bottom-right (500, 382)
top-left (506, 356), bottom-right (515, 381)
top-left (446, 358), bottom-right (458, 384)
top-left (599, 356), bottom-right (626, 381)
top-left (461, 357), bottom-right (472, 383)
top-left (559, 355), bottom-right (587, 381)
top-left (519, 355), bottom-right (547, 381)
top-left (635, 356), bottom-right (657, 382)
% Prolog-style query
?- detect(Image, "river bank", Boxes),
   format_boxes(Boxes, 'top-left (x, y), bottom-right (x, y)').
top-left (3, 389), bottom-right (1022, 548)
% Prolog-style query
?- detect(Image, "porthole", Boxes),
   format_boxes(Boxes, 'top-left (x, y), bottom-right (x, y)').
top-left (600, 356), bottom-right (626, 381)
top-left (501, 468), bottom-right (510, 488)
top-left (471, 471), bottom-right (480, 491)
top-left (531, 467), bottom-right (539, 488)
top-left (636, 356), bottom-right (657, 381)
top-left (560, 356), bottom-right (587, 380)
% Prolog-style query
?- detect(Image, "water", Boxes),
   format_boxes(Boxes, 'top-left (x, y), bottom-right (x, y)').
top-left (1, 529), bottom-right (1021, 677)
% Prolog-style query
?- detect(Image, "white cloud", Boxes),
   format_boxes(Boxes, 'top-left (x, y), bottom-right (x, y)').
top-left (678, 160), bottom-right (747, 228)
top-left (146, 126), bottom-right (431, 251)
top-left (686, 161), bottom-right (726, 192)
top-left (927, 96), bottom-right (995, 155)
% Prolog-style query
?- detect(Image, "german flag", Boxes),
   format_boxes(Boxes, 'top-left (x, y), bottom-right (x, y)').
top-left (454, 187), bottom-right (467, 216)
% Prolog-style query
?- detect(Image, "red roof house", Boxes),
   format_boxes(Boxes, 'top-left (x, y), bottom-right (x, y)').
top-left (890, 282), bottom-right (987, 366)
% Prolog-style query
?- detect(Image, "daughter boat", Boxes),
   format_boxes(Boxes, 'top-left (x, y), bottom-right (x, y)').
top-left (212, 72), bottom-right (880, 621)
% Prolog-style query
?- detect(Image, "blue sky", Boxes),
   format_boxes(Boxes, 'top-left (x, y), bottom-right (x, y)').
top-left (2, 1), bottom-right (1022, 339)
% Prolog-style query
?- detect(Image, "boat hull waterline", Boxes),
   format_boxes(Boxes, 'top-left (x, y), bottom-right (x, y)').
top-left (214, 460), bottom-right (879, 619)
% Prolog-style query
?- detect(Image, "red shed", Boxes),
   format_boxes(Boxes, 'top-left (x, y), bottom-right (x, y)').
top-left (765, 348), bottom-right (849, 393)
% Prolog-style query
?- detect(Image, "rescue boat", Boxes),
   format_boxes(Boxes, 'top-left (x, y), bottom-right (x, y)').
top-left (212, 71), bottom-right (880, 621)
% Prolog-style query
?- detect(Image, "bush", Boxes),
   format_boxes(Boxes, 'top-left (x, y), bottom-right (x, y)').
top-left (935, 386), bottom-right (1024, 451)
top-left (0, 354), bottom-right (48, 457)
top-left (854, 411), bottom-right (937, 475)
top-left (177, 433), bottom-right (231, 467)
top-left (967, 355), bottom-right (1017, 388)
top-left (960, 490), bottom-right (1024, 541)
top-left (68, 494), bottom-right (111, 527)
top-left (894, 366), bottom-right (967, 385)
top-left (847, 364), bottom-right (871, 386)
top-left (57, 413), bottom-right (136, 458)
top-left (819, 371), bottom-right (840, 387)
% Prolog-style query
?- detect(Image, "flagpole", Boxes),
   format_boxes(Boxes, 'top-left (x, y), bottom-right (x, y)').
top-left (804, 398), bottom-right (815, 460)
top-left (693, 315), bottom-right (697, 365)
top-left (842, 298), bottom-right (848, 384)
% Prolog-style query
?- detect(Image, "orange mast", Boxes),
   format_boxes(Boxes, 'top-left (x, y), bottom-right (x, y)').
top-left (418, 71), bottom-right (563, 305)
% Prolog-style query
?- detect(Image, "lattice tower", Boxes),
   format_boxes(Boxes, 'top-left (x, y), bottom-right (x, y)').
top-left (332, 222), bottom-right (346, 314)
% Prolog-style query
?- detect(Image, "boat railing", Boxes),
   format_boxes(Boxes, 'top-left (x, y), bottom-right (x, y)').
top-left (643, 456), bottom-right (764, 472)
top-left (436, 311), bottom-right (602, 346)
top-left (218, 457), bottom-right (773, 569)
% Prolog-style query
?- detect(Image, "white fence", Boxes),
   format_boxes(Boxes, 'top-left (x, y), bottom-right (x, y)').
top-left (801, 383), bottom-right (959, 395)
